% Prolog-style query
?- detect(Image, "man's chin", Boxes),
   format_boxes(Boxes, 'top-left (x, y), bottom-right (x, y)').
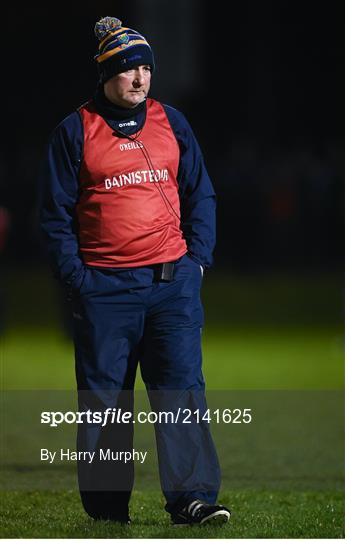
top-left (116, 94), bottom-right (146, 109)
top-left (127, 93), bottom-right (146, 107)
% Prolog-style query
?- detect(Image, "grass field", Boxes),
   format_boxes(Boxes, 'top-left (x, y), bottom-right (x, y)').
top-left (1, 267), bottom-right (344, 538)
top-left (2, 490), bottom-right (344, 538)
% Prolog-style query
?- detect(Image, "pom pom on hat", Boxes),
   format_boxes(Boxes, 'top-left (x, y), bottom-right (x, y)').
top-left (94, 16), bottom-right (122, 40)
top-left (94, 16), bottom-right (155, 83)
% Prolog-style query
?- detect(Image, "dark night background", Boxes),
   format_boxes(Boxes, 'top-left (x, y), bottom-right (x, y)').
top-left (1, 1), bottom-right (344, 278)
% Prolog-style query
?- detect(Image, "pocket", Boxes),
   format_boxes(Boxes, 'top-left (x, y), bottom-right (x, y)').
top-left (76, 267), bottom-right (133, 298)
top-left (77, 267), bottom-right (94, 296)
top-left (186, 254), bottom-right (204, 279)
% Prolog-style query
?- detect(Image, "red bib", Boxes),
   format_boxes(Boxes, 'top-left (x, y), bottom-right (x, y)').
top-left (77, 98), bottom-right (187, 267)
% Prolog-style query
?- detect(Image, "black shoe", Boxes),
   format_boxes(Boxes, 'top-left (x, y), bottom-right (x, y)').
top-left (80, 490), bottom-right (131, 523)
top-left (172, 499), bottom-right (231, 526)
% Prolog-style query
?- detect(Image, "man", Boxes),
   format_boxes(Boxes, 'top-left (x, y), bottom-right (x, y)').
top-left (39, 16), bottom-right (230, 526)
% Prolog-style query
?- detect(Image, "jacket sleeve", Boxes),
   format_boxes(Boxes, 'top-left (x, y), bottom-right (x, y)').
top-left (38, 111), bottom-right (86, 290)
top-left (163, 105), bottom-right (216, 269)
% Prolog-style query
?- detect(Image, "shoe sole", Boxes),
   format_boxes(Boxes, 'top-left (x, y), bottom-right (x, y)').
top-left (201, 510), bottom-right (230, 525)
top-left (173, 510), bottom-right (230, 526)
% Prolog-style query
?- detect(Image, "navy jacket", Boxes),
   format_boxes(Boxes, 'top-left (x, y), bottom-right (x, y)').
top-left (39, 96), bottom-right (216, 290)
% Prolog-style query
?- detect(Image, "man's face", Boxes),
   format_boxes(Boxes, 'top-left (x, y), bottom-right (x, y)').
top-left (104, 65), bottom-right (152, 108)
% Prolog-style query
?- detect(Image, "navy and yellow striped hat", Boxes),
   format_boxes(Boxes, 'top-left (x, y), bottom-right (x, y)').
top-left (94, 16), bottom-right (155, 83)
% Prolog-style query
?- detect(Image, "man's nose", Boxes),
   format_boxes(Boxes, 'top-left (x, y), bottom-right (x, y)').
top-left (133, 69), bottom-right (145, 85)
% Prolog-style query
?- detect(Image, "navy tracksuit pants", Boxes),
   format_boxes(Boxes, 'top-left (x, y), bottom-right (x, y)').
top-left (72, 253), bottom-right (221, 519)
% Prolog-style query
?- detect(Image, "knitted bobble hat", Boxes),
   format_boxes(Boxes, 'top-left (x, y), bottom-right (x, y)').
top-left (94, 16), bottom-right (155, 83)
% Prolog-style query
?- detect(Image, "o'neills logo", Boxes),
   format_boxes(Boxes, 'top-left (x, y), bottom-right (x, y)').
top-left (119, 141), bottom-right (143, 151)
top-left (105, 169), bottom-right (169, 190)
